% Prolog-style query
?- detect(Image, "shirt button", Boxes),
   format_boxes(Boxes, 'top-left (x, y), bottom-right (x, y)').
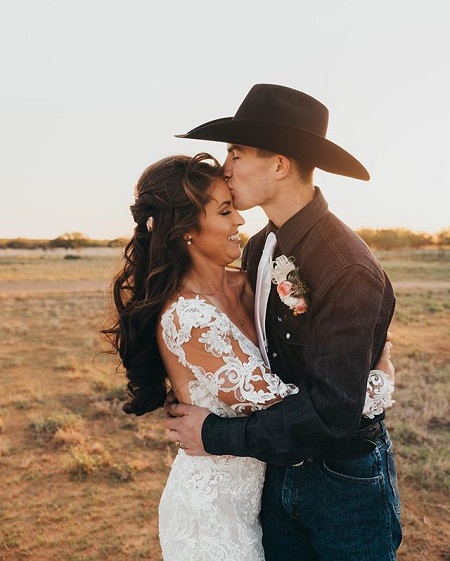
top-left (286, 333), bottom-right (291, 339)
top-left (272, 352), bottom-right (278, 358)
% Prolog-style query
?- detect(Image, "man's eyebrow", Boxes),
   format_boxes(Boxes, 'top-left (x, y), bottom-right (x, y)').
top-left (227, 144), bottom-right (239, 153)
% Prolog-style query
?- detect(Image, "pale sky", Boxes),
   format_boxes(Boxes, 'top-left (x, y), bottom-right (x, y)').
top-left (1, 0), bottom-right (449, 240)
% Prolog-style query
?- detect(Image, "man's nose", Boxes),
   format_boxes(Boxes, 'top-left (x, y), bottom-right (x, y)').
top-left (222, 155), bottom-right (232, 179)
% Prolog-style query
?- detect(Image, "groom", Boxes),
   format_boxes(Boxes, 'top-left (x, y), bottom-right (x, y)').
top-left (166, 84), bottom-right (402, 560)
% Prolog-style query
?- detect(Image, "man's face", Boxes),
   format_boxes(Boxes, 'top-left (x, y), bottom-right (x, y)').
top-left (222, 144), bottom-right (277, 211)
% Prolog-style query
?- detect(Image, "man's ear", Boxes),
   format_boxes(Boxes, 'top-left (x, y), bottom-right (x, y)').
top-left (274, 154), bottom-right (291, 180)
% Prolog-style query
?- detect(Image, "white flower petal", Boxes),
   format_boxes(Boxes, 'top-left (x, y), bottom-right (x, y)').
top-left (271, 256), bottom-right (296, 284)
top-left (280, 295), bottom-right (299, 309)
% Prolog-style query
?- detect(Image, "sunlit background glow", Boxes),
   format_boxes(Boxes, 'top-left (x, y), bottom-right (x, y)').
top-left (1, 1), bottom-right (449, 240)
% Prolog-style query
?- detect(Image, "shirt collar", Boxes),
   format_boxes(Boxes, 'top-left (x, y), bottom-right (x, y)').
top-left (270, 187), bottom-right (329, 256)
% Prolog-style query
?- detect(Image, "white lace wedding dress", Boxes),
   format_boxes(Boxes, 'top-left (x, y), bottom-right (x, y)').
top-left (158, 296), bottom-right (394, 561)
top-left (158, 296), bottom-right (298, 561)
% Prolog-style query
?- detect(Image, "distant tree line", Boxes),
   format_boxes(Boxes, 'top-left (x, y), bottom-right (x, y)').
top-left (355, 227), bottom-right (450, 250)
top-left (1, 228), bottom-right (449, 254)
top-left (0, 232), bottom-right (127, 250)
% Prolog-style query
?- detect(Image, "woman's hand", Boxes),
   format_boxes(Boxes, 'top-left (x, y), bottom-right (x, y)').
top-left (375, 334), bottom-right (395, 383)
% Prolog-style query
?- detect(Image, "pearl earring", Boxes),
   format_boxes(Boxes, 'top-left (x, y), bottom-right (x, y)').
top-left (186, 236), bottom-right (192, 246)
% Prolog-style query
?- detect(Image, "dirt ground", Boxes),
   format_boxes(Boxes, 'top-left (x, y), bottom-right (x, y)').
top-left (0, 262), bottom-right (449, 560)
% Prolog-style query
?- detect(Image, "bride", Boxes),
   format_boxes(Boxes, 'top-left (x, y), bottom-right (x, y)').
top-left (102, 153), bottom-right (395, 561)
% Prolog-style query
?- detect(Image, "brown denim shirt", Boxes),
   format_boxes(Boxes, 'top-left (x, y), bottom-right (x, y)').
top-left (202, 188), bottom-right (395, 465)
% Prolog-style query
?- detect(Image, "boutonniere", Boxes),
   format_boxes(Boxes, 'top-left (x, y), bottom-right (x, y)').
top-left (271, 255), bottom-right (309, 315)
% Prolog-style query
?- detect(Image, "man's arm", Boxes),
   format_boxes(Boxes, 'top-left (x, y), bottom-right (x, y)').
top-left (165, 305), bottom-right (395, 464)
top-left (201, 265), bottom-right (394, 464)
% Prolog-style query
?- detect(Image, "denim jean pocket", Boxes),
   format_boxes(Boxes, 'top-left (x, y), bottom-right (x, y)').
top-left (321, 449), bottom-right (382, 483)
top-left (386, 443), bottom-right (402, 515)
top-left (281, 466), bottom-right (302, 517)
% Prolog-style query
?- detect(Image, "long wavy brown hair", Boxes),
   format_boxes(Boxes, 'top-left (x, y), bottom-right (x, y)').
top-left (101, 153), bottom-right (222, 415)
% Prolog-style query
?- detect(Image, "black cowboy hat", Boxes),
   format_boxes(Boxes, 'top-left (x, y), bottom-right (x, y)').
top-left (176, 83), bottom-right (370, 180)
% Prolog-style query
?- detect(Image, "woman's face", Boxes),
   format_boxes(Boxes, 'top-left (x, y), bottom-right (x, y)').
top-left (189, 177), bottom-right (245, 266)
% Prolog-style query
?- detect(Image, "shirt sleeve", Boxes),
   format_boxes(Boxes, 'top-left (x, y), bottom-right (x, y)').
top-left (161, 297), bottom-right (298, 413)
top-left (202, 264), bottom-right (394, 464)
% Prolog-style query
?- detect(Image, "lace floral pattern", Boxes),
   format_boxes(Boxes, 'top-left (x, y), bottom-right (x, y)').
top-left (161, 297), bottom-right (299, 413)
top-left (364, 369), bottom-right (395, 419)
top-left (159, 382), bottom-right (267, 561)
top-left (158, 297), bottom-right (298, 560)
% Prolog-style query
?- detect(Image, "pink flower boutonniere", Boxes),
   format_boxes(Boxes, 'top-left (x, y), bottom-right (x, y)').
top-left (271, 255), bottom-right (309, 315)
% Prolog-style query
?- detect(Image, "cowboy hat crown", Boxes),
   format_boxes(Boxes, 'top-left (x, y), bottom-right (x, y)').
top-left (176, 83), bottom-right (369, 180)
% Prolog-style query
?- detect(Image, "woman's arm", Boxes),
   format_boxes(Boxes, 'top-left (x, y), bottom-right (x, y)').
top-left (159, 297), bottom-right (298, 414)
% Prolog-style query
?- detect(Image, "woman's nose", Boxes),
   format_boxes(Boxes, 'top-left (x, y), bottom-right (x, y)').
top-left (235, 210), bottom-right (245, 226)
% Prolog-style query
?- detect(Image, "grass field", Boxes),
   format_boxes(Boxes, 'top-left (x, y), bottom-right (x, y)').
top-left (0, 249), bottom-right (449, 560)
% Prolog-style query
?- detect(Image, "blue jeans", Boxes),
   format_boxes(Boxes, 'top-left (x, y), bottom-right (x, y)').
top-left (260, 423), bottom-right (402, 560)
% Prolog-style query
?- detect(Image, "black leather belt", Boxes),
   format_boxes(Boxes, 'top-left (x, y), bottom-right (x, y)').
top-left (355, 420), bottom-right (383, 441)
top-left (292, 421), bottom-right (385, 466)
top-left (317, 421), bottom-right (384, 460)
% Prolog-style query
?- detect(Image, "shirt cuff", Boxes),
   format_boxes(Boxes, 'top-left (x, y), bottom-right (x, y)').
top-left (202, 413), bottom-right (249, 456)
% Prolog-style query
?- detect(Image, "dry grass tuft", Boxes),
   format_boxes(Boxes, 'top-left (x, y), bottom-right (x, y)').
top-left (30, 413), bottom-right (84, 440)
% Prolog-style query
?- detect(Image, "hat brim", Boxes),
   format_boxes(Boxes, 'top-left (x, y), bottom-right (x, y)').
top-left (176, 117), bottom-right (370, 181)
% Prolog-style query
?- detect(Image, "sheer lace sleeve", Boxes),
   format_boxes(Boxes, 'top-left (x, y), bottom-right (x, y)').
top-left (160, 297), bottom-right (299, 413)
top-left (363, 369), bottom-right (395, 419)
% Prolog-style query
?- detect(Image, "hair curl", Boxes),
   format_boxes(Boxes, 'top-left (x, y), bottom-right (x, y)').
top-left (101, 153), bottom-right (222, 415)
